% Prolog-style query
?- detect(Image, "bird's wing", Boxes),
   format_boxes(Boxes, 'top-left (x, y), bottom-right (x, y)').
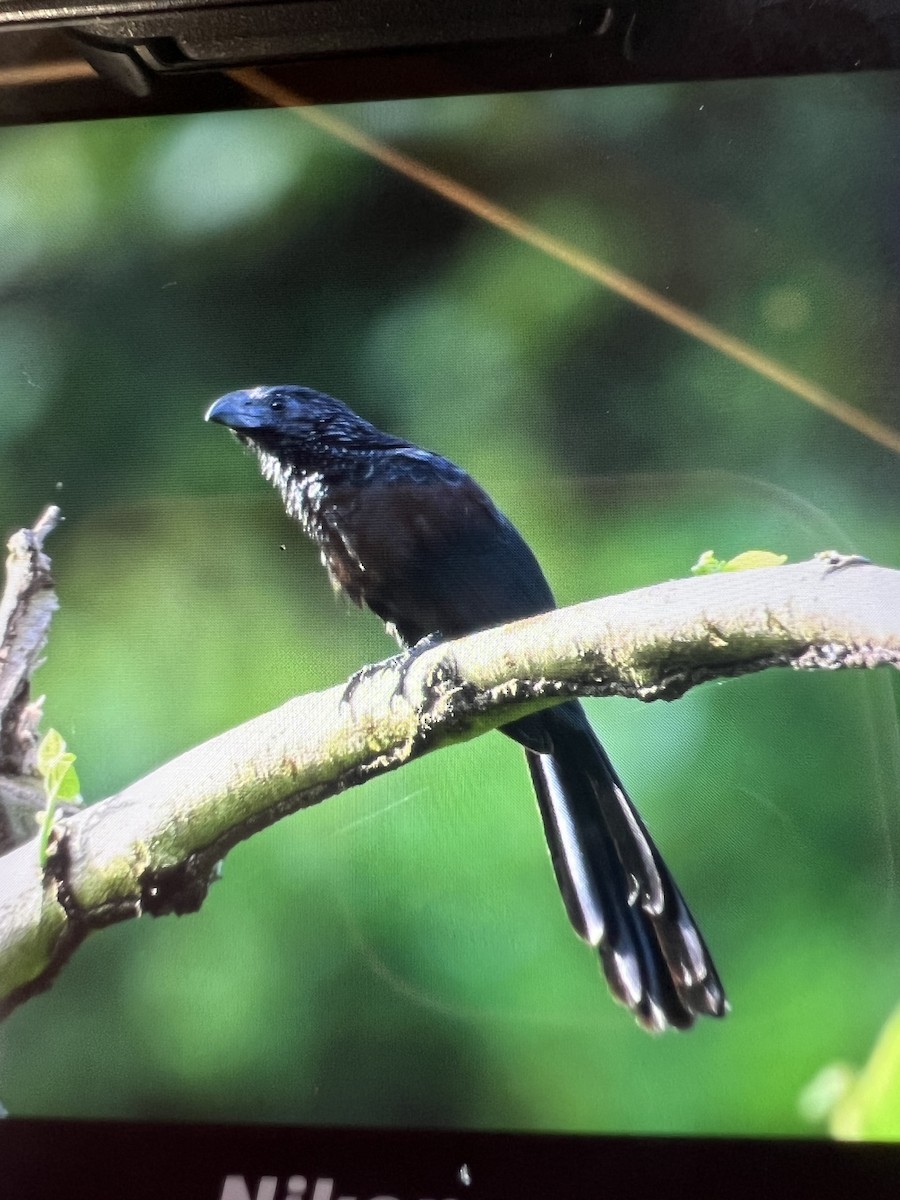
top-left (318, 455), bottom-right (556, 645)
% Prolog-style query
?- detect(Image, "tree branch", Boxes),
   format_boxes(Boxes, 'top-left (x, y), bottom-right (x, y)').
top-left (1, 546), bottom-right (897, 1019)
top-left (0, 507), bottom-right (60, 856)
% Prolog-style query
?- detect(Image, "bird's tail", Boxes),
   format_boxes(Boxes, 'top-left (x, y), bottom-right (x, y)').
top-left (519, 704), bottom-right (727, 1031)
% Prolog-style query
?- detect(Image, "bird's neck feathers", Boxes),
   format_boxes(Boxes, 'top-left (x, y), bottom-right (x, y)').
top-left (253, 454), bottom-right (344, 561)
top-left (247, 411), bottom-right (410, 532)
top-left (252, 434), bottom-right (398, 530)
top-left (254, 447), bottom-right (319, 528)
top-left (255, 411), bottom-right (407, 470)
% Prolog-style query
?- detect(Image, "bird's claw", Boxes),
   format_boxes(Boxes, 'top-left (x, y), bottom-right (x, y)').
top-left (393, 633), bottom-right (445, 699)
top-left (341, 634), bottom-right (446, 709)
top-left (341, 659), bottom-right (396, 708)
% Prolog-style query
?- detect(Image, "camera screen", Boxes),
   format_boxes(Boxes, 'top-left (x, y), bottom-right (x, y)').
top-left (1, 68), bottom-right (899, 1140)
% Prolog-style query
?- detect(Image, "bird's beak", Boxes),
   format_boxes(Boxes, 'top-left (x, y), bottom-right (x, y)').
top-left (206, 390), bottom-right (261, 430)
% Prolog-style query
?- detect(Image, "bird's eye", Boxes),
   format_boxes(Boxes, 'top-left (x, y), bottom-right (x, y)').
top-left (269, 398), bottom-right (285, 411)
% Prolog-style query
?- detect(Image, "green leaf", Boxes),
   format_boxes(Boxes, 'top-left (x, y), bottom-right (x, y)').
top-left (55, 762), bottom-right (81, 801)
top-left (828, 1004), bottom-right (900, 1139)
top-left (802, 1005), bottom-right (900, 1139)
top-left (723, 550), bottom-right (788, 572)
top-left (690, 550), bottom-right (723, 575)
top-left (35, 729), bottom-right (82, 867)
top-left (36, 728), bottom-right (65, 777)
top-left (691, 549), bottom-right (787, 575)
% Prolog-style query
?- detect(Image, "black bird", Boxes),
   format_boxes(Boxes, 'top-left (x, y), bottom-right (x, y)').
top-left (206, 384), bottom-right (727, 1032)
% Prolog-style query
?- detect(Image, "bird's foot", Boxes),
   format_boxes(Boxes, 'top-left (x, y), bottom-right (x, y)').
top-left (395, 633), bottom-right (444, 688)
top-left (341, 635), bottom-right (445, 709)
top-left (341, 658), bottom-right (399, 708)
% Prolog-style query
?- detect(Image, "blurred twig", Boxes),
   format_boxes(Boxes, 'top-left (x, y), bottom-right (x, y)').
top-left (0, 508), bottom-right (60, 855)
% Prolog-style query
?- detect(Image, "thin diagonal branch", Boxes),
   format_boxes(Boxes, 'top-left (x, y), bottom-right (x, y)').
top-left (229, 68), bottom-right (900, 458)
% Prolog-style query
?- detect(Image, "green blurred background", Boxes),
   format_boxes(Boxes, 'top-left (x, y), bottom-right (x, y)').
top-left (0, 69), bottom-right (899, 1137)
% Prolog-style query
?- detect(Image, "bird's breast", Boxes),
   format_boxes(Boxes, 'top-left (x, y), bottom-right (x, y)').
top-left (285, 472), bottom-right (386, 610)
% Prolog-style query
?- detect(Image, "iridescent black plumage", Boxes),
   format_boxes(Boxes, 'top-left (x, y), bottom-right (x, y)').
top-left (207, 384), bottom-right (727, 1031)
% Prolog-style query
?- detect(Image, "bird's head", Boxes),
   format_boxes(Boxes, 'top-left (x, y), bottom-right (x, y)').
top-left (207, 385), bottom-right (410, 476)
top-left (205, 385), bottom-right (352, 452)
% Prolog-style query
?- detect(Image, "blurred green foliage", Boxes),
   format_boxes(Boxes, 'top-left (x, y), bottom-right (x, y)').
top-left (0, 70), bottom-right (899, 1137)
top-left (802, 1004), bottom-right (900, 1140)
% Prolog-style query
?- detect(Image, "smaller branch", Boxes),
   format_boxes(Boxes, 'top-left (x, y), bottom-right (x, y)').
top-left (0, 508), bottom-right (60, 854)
